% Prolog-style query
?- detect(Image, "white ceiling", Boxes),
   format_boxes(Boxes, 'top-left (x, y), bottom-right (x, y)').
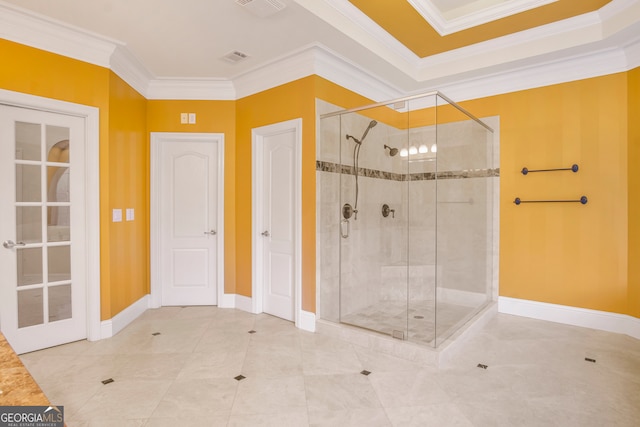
top-left (0, 0), bottom-right (392, 79)
top-left (1, 0), bottom-right (639, 100)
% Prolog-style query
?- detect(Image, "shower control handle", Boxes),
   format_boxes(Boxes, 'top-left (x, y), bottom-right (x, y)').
top-left (382, 204), bottom-right (395, 218)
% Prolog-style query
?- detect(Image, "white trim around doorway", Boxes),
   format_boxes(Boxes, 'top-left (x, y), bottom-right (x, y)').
top-left (149, 132), bottom-right (225, 309)
top-left (0, 88), bottom-right (101, 341)
top-left (251, 118), bottom-right (304, 328)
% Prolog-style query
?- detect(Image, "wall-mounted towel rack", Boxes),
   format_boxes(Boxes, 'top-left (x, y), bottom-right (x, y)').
top-left (521, 164), bottom-right (579, 175)
top-left (514, 196), bottom-right (588, 205)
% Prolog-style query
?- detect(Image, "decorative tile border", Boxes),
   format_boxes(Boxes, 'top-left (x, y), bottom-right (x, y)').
top-left (316, 160), bottom-right (499, 181)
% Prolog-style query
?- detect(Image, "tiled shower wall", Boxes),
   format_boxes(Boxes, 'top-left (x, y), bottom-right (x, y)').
top-left (316, 99), bottom-right (500, 328)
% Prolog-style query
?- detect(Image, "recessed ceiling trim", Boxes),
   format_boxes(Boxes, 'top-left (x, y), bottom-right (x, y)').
top-left (414, 11), bottom-right (604, 81)
top-left (295, 0), bottom-right (419, 79)
top-left (407, 0), bottom-right (559, 35)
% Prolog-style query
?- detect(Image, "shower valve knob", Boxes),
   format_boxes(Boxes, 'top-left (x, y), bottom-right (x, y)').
top-left (382, 204), bottom-right (395, 218)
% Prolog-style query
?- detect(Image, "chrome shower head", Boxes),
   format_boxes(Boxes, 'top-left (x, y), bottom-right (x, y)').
top-left (384, 145), bottom-right (398, 157)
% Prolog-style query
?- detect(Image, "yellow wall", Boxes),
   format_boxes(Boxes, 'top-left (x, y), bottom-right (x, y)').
top-left (628, 67), bottom-right (640, 317)
top-left (0, 40), bottom-right (116, 320)
top-left (0, 40), bottom-right (152, 321)
top-left (314, 73), bottom-right (636, 317)
top-left (146, 100), bottom-right (237, 294)
top-left (236, 77), bottom-right (318, 312)
top-left (462, 74), bottom-right (629, 314)
top-left (2, 37), bottom-right (638, 322)
top-left (107, 72), bottom-right (149, 317)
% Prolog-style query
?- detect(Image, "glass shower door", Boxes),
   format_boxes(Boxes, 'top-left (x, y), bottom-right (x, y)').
top-left (338, 106), bottom-right (410, 339)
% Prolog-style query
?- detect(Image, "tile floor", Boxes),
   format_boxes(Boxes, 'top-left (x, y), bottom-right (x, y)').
top-left (19, 307), bottom-right (640, 426)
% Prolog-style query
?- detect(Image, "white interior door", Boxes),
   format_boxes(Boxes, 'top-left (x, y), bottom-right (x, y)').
top-left (155, 134), bottom-right (223, 306)
top-left (253, 119), bottom-right (302, 322)
top-left (0, 105), bottom-right (87, 354)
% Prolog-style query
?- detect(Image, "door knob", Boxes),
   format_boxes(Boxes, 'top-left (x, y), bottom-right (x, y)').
top-left (203, 230), bottom-right (217, 235)
top-left (3, 240), bottom-right (26, 249)
top-left (261, 230), bottom-right (270, 237)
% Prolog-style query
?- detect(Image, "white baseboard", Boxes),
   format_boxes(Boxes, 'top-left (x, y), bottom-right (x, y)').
top-left (100, 294), bottom-right (150, 339)
top-left (297, 310), bottom-right (316, 332)
top-left (235, 294), bottom-right (254, 313)
top-left (499, 296), bottom-right (640, 340)
top-left (218, 293), bottom-right (236, 309)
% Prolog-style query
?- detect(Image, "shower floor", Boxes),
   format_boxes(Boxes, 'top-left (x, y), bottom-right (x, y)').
top-left (340, 299), bottom-right (477, 345)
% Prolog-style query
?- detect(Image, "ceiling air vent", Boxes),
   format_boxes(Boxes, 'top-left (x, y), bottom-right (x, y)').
top-left (222, 50), bottom-right (250, 64)
top-left (235, 0), bottom-right (286, 18)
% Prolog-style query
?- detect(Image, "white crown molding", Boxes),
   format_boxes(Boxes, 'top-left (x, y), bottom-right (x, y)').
top-left (626, 35), bottom-right (640, 69)
top-left (408, 0), bottom-right (558, 36)
top-left (432, 43), bottom-right (631, 102)
top-left (294, 0), bottom-right (419, 77)
top-left (600, 0), bottom-right (640, 31)
top-left (299, 0), bottom-right (639, 86)
top-left (110, 45), bottom-right (154, 97)
top-left (1, 0), bottom-right (639, 104)
top-left (232, 44), bottom-right (318, 99)
top-left (146, 79), bottom-right (236, 100)
top-left (313, 45), bottom-right (403, 101)
top-left (414, 11), bottom-right (604, 83)
top-left (0, 0), bottom-right (117, 68)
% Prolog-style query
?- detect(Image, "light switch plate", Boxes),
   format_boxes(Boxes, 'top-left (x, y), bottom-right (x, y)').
top-left (126, 208), bottom-right (134, 221)
top-left (112, 209), bottom-right (122, 222)
top-left (188, 113), bottom-right (196, 124)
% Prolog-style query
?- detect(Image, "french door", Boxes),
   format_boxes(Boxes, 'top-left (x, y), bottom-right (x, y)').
top-left (0, 105), bottom-right (87, 354)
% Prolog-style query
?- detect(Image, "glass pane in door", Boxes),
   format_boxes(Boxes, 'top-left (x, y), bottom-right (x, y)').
top-left (48, 245), bottom-right (71, 282)
top-left (17, 206), bottom-right (42, 243)
top-left (16, 165), bottom-right (41, 202)
top-left (18, 288), bottom-right (43, 328)
top-left (15, 122), bottom-right (41, 161)
top-left (14, 119), bottom-right (73, 328)
top-left (48, 285), bottom-right (72, 322)
top-left (17, 247), bottom-right (43, 287)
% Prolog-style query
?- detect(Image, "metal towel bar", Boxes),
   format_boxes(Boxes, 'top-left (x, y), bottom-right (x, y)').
top-left (521, 164), bottom-right (579, 175)
top-left (514, 196), bottom-right (588, 205)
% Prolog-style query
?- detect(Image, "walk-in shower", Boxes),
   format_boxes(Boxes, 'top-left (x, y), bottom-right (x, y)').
top-left (317, 91), bottom-right (498, 348)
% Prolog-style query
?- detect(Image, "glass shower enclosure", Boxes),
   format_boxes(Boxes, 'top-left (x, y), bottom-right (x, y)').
top-left (318, 92), bottom-right (495, 348)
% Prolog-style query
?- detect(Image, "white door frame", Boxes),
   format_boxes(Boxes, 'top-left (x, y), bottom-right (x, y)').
top-left (150, 132), bottom-right (225, 308)
top-left (252, 118), bottom-right (302, 326)
top-left (0, 89), bottom-right (101, 341)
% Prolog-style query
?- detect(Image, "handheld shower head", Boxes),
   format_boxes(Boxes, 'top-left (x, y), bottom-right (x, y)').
top-left (346, 120), bottom-right (377, 145)
top-left (360, 120), bottom-right (377, 143)
top-left (384, 145), bottom-right (398, 157)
